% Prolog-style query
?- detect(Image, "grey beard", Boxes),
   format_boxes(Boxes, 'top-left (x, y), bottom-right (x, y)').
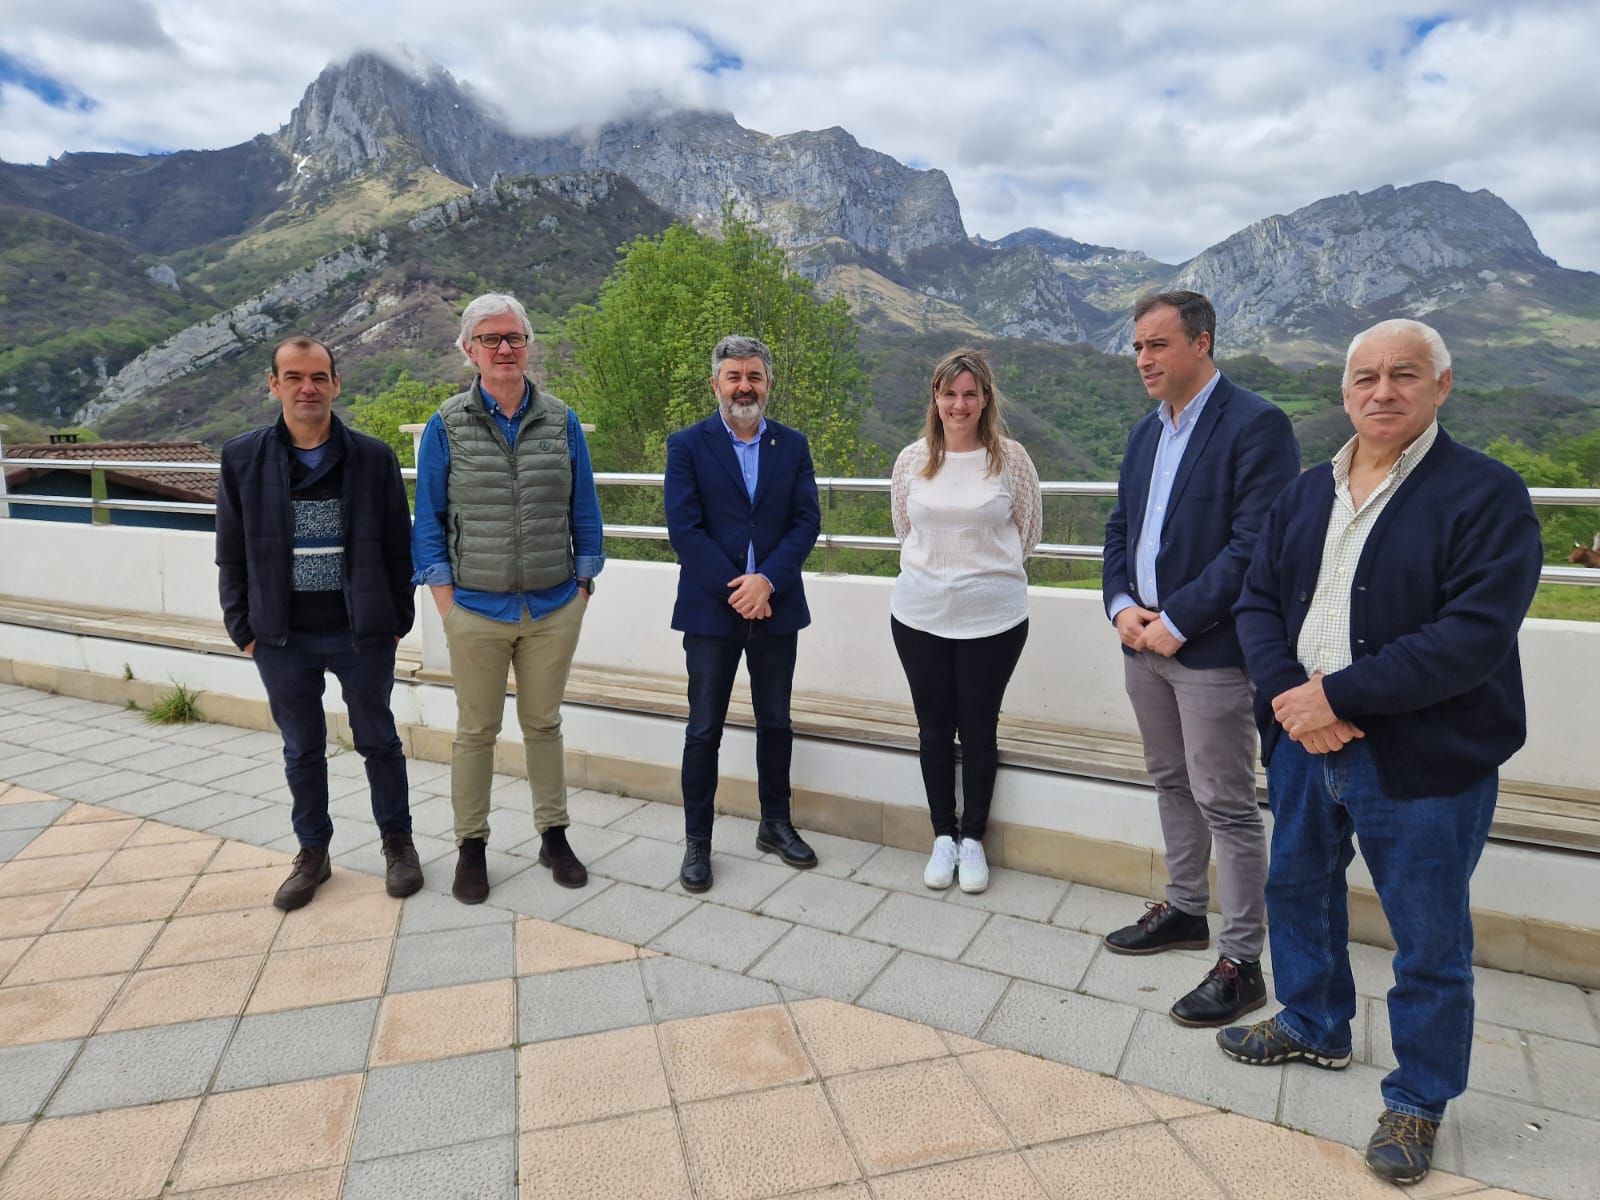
top-left (726, 399), bottom-right (762, 422)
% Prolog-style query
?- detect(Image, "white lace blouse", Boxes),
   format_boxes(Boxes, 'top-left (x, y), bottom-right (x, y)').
top-left (889, 437), bottom-right (1043, 639)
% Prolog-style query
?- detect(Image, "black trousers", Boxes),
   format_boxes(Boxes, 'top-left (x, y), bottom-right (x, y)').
top-left (890, 616), bottom-right (1028, 841)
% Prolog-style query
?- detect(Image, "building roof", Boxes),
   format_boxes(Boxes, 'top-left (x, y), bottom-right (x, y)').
top-left (2, 440), bottom-right (220, 503)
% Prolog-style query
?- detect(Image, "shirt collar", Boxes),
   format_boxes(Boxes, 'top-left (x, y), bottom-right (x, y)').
top-left (1158, 369), bottom-right (1221, 434)
top-left (720, 412), bottom-right (768, 445)
top-left (477, 378), bottom-right (530, 419)
top-left (1331, 420), bottom-right (1440, 486)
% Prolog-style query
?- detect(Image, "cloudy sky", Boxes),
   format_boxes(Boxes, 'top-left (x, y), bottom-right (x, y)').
top-left (3, 0), bottom-right (1598, 271)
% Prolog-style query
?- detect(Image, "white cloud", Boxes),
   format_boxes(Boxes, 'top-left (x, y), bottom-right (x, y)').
top-left (1, 0), bottom-right (1596, 271)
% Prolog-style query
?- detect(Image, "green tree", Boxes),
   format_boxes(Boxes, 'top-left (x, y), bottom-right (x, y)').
top-left (344, 373), bottom-right (459, 467)
top-left (1486, 436), bottom-right (1600, 561)
top-left (546, 207), bottom-right (876, 477)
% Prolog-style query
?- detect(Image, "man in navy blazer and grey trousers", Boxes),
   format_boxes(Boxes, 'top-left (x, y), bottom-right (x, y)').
top-left (665, 335), bottom-right (823, 893)
top-left (1220, 319), bottom-right (1542, 1186)
top-left (1101, 291), bottom-right (1300, 1027)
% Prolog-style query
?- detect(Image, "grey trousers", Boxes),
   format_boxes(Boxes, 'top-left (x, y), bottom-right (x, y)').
top-left (1123, 652), bottom-right (1267, 961)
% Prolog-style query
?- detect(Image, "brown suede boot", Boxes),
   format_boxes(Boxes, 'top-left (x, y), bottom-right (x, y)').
top-left (273, 846), bottom-right (331, 912)
top-left (538, 826), bottom-right (588, 889)
top-left (452, 836), bottom-right (489, 904)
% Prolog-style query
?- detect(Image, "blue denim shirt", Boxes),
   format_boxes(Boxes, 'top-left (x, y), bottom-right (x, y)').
top-left (1108, 369), bottom-right (1221, 642)
top-left (411, 381), bottom-right (605, 623)
top-left (721, 412), bottom-right (767, 574)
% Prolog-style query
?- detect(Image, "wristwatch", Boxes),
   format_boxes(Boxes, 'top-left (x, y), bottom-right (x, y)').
top-left (576, 577), bottom-right (594, 596)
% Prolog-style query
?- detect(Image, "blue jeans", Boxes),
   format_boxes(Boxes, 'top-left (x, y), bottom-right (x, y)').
top-left (681, 627), bottom-right (798, 842)
top-left (253, 631), bottom-right (412, 849)
top-left (1265, 738), bottom-right (1496, 1122)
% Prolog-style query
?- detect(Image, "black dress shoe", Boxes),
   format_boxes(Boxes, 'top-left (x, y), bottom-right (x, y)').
top-left (453, 836), bottom-right (489, 905)
top-left (1170, 957), bottom-right (1268, 1027)
top-left (1103, 901), bottom-right (1210, 955)
top-left (755, 820), bottom-right (818, 868)
top-left (680, 839), bottom-right (712, 893)
top-left (537, 826), bottom-right (588, 889)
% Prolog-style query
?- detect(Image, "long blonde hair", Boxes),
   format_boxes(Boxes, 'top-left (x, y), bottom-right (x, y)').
top-left (921, 348), bottom-right (1008, 479)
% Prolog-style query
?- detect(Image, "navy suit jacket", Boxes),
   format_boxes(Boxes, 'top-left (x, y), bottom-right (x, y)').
top-left (1102, 373), bottom-right (1300, 669)
top-left (665, 413), bottom-right (821, 637)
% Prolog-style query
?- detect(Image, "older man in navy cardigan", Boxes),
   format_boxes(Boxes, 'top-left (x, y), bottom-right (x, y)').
top-left (665, 334), bottom-right (822, 894)
top-left (1221, 319), bottom-right (1543, 1186)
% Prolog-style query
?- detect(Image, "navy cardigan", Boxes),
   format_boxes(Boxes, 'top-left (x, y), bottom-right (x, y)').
top-left (1234, 428), bottom-right (1543, 798)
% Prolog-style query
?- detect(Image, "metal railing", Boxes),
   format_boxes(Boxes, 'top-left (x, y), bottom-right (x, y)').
top-left (3, 457), bottom-right (1599, 585)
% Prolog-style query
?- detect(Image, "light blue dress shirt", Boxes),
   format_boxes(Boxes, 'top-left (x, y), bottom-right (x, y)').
top-left (721, 413), bottom-right (767, 576)
top-left (1108, 369), bottom-right (1221, 642)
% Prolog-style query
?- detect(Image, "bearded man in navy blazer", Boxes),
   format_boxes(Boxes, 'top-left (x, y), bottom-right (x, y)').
top-left (665, 334), bottom-right (823, 893)
top-left (1101, 291), bottom-right (1300, 1027)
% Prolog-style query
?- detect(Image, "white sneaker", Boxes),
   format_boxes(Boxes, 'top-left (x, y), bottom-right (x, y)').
top-left (957, 839), bottom-right (989, 893)
top-left (924, 835), bottom-right (958, 889)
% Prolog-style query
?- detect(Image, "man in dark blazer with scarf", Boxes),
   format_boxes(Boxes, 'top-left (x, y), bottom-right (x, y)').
top-left (1101, 291), bottom-right (1300, 1027)
top-left (1220, 319), bottom-right (1542, 1186)
top-left (665, 334), bottom-right (823, 893)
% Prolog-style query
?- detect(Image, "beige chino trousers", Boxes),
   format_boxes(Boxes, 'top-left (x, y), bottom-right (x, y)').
top-left (443, 595), bottom-right (585, 844)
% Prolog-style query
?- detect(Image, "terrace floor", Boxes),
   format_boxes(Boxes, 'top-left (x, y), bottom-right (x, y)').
top-left (0, 682), bottom-right (1594, 1199)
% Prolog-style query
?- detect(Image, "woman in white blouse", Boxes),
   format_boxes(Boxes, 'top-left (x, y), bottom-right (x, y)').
top-left (890, 349), bottom-right (1042, 894)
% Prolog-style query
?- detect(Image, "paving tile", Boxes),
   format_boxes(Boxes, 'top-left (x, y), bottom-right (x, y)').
top-left (343, 1135), bottom-right (516, 1200)
top-left (51, 769), bottom-right (165, 806)
top-left (0, 1096), bottom-right (200, 1200)
top-left (982, 979), bottom-right (1140, 1075)
top-left (370, 979), bottom-right (516, 1067)
top-left (680, 1083), bottom-right (859, 1200)
top-left (0, 829), bottom-right (38, 861)
top-left (1527, 1032), bottom-right (1600, 1116)
top-left (0, 1038), bottom-right (80, 1123)
top-left (206, 839), bottom-right (294, 874)
top-left (0, 850), bottom-right (114, 898)
top-left (1470, 965), bottom-right (1597, 1040)
top-left (52, 877), bottom-right (191, 933)
top-left (172, 1074), bottom-right (363, 1191)
top-left (788, 996), bottom-right (948, 1077)
top-left (1367, 1007), bottom-right (1538, 1102)
top-left (1451, 1087), bottom-right (1600, 1200)
top-left (8, 761), bottom-right (110, 794)
top-left (0, 935), bottom-right (30, 982)
top-left (450, 857), bottom-right (598, 920)
top-left (1032, 1123), bottom-right (1226, 1200)
top-left (517, 960), bottom-right (650, 1043)
top-left (564, 879), bottom-right (700, 944)
top-left (870, 1153), bottom-right (1050, 1200)
top-left (92, 837), bottom-right (217, 885)
top-left (150, 793), bottom-right (273, 835)
top-left (850, 845), bottom-right (941, 894)
top-left (176, 865), bottom-right (284, 915)
top-left (123, 819), bottom-right (213, 847)
top-left (515, 915), bottom-right (636, 975)
top-left (591, 834), bottom-right (687, 888)
top-left (1077, 942), bottom-right (1242, 1015)
top-left (387, 921), bottom-right (513, 993)
top-left (208, 763), bottom-right (292, 797)
top-left (1117, 1009), bottom-right (1284, 1120)
top-left (659, 1005), bottom-right (812, 1101)
top-left (53, 802), bottom-right (133, 825)
top-left (248, 939), bottom-right (389, 1013)
top-left (212, 998), bottom-right (379, 1092)
top-left (12, 817), bottom-right (138, 860)
top-left (0, 799), bottom-right (73, 833)
top-left (796, 829), bottom-right (882, 879)
top-left (101, 955), bottom-right (262, 1032)
top-left (351, 1050), bottom-right (515, 1161)
top-left (517, 1109), bottom-right (691, 1200)
top-left (962, 1046), bottom-right (1156, 1144)
top-left (1128, 1082), bottom-right (1215, 1120)
top-left (942, 864), bottom-right (1072, 922)
top-left (114, 743), bottom-right (215, 776)
top-left (1051, 883), bottom-right (1155, 937)
top-left (48, 1017), bottom-right (233, 1116)
top-left (647, 901), bottom-right (789, 972)
top-left (828, 1056), bottom-right (1010, 1175)
top-left (854, 890), bottom-right (988, 960)
top-left (758, 872), bottom-right (886, 935)
top-left (152, 722), bottom-right (265, 750)
top-left (519, 1023), bottom-right (671, 1128)
top-left (29, 725), bottom-right (128, 755)
top-left (0, 1121), bottom-right (25, 1173)
top-left (273, 890), bottom-right (399, 951)
top-left (1277, 1059), bottom-right (1396, 1147)
top-left (564, 789), bottom-right (647, 827)
top-left (958, 913), bottom-right (1100, 991)
top-left (663, 851), bottom-right (794, 908)
top-left (6, 919), bottom-right (161, 985)
top-left (101, 780), bottom-right (219, 818)
top-left (0, 888), bottom-right (75, 938)
top-left (605, 800), bottom-right (687, 843)
top-left (856, 952), bottom-right (1008, 1037)
top-left (211, 729), bottom-right (297, 759)
top-left (939, 1029), bottom-right (992, 1054)
top-left (0, 976), bottom-right (122, 1047)
top-left (165, 1166), bottom-right (343, 1199)
top-left (746, 924), bottom-right (895, 1003)
top-left (155, 753), bottom-right (270, 787)
top-left (400, 795), bottom-right (457, 839)
top-left (397, 888), bottom-right (514, 937)
top-left (640, 955), bottom-right (782, 1021)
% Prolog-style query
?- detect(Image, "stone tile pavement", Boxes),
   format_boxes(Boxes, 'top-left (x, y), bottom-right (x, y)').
top-left (0, 681), bottom-right (1590, 1198)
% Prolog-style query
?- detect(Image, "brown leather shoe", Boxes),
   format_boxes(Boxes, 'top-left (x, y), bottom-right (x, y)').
top-left (273, 846), bottom-right (331, 911)
top-left (453, 836), bottom-right (489, 905)
top-left (537, 826), bottom-right (588, 889)
top-left (381, 832), bottom-right (424, 898)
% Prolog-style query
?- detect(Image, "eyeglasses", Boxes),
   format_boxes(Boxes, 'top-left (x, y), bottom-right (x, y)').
top-left (472, 333), bottom-right (529, 349)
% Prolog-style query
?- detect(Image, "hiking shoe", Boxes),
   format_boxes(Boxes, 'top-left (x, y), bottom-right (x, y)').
top-left (381, 832), bottom-right (424, 898)
top-left (452, 836), bottom-right (489, 905)
top-left (538, 825), bottom-right (588, 889)
top-left (1365, 1109), bottom-right (1439, 1184)
top-left (1216, 1015), bottom-right (1351, 1070)
top-left (1103, 900), bottom-right (1210, 955)
top-left (273, 846), bottom-right (331, 911)
top-left (957, 838), bottom-right (989, 894)
top-left (924, 835), bottom-right (958, 889)
top-left (1171, 957), bottom-right (1267, 1027)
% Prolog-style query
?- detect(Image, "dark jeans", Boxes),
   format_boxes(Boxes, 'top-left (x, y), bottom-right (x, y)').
top-left (681, 627), bottom-right (798, 842)
top-left (253, 630), bottom-right (411, 849)
top-left (890, 616), bottom-right (1028, 841)
top-left (1265, 737), bottom-right (1496, 1122)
